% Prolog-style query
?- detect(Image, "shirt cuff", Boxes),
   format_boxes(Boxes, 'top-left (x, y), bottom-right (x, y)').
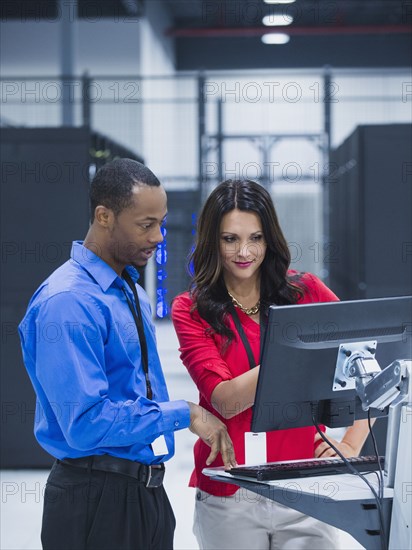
top-left (159, 400), bottom-right (191, 432)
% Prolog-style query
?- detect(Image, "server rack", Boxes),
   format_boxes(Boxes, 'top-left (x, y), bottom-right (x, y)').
top-left (1, 127), bottom-right (143, 467)
top-left (329, 124), bottom-right (412, 300)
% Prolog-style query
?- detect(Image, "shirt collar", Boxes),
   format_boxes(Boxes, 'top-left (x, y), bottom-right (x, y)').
top-left (70, 241), bottom-right (140, 292)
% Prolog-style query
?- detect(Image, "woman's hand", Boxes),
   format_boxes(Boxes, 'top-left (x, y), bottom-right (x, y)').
top-left (314, 419), bottom-right (373, 458)
top-left (314, 432), bottom-right (357, 458)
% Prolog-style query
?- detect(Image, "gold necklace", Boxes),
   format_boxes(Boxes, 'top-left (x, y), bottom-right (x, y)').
top-left (228, 291), bottom-right (260, 316)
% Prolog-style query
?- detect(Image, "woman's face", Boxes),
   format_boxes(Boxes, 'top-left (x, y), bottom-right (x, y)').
top-left (219, 208), bottom-right (267, 285)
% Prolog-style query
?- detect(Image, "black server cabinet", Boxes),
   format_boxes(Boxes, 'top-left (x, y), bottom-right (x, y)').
top-left (329, 124), bottom-right (412, 300)
top-left (329, 124), bottom-right (412, 457)
top-left (1, 127), bottom-right (142, 468)
top-left (163, 190), bottom-right (198, 310)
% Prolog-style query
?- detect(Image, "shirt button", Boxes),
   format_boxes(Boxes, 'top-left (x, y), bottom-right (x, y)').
top-left (174, 421), bottom-right (179, 427)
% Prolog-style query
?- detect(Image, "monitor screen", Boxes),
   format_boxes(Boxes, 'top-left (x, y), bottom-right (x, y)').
top-left (251, 296), bottom-right (412, 432)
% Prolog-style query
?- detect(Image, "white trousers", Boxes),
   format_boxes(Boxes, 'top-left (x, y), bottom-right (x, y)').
top-left (193, 488), bottom-right (341, 550)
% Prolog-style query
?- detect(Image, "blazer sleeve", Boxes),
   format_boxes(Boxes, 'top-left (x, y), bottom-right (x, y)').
top-left (171, 293), bottom-right (234, 404)
top-left (301, 273), bottom-right (340, 303)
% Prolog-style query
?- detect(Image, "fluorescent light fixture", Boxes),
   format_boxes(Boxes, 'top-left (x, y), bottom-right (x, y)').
top-left (261, 33), bottom-right (290, 44)
top-left (264, 0), bottom-right (296, 4)
top-left (262, 14), bottom-right (293, 26)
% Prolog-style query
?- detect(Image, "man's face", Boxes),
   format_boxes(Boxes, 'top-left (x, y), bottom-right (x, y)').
top-left (107, 184), bottom-right (167, 269)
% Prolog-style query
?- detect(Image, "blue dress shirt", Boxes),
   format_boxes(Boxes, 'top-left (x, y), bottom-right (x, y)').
top-left (19, 241), bottom-right (190, 464)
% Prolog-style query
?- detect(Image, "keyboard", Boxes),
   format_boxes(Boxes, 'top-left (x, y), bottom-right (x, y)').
top-left (226, 455), bottom-right (384, 481)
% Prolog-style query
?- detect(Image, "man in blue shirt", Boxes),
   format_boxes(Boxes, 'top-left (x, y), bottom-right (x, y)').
top-left (19, 158), bottom-right (236, 550)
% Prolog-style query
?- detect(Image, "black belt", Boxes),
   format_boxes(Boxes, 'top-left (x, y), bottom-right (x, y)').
top-left (58, 455), bottom-right (165, 488)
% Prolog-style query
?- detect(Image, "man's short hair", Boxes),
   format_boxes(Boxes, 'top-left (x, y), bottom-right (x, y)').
top-left (89, 158), bottom-right (161, 221)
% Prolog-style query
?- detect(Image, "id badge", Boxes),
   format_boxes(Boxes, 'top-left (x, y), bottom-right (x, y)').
top-left (244, 432), bottom-right (267, 465)
top-left (152, 435), bottom-right (168, 456)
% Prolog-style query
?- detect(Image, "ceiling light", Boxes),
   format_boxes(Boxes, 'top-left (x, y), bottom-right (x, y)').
top-left (263, 0), bottom-right (296, 4)
top-left (261, 33), bottom-right (290, 44)
top-left (262, 14), bottom-right (293, 26)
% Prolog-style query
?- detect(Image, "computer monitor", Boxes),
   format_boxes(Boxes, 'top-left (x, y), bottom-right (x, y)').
top-left (251, 296), bottom-right (412, 432)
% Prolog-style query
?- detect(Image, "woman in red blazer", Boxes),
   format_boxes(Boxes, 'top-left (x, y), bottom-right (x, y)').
top-left (172, 179), bottom-right (371, 549)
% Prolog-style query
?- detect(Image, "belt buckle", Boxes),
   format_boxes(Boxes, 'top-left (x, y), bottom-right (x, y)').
top-left (145, 464), bottom-right (164, 488)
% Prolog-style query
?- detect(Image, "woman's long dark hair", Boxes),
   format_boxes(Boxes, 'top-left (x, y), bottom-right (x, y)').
top-left (189, 179), bottom-right (305, 342)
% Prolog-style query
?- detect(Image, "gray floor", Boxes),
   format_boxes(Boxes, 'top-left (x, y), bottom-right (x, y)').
top-left (1, 321), bottom-right (363, 550)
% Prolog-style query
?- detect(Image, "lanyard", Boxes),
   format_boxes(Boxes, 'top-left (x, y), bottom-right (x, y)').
top-left (122, 270), bottom-right (153, 400)
top-left (229, 303), bottom-right (267, 370)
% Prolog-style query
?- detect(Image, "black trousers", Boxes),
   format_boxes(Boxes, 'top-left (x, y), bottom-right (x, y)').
top-left (41, 461), bottom-right (176, 550)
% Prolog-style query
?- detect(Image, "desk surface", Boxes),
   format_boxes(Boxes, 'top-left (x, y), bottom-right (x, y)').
top-left (203, 467), bottom-right (394, 502)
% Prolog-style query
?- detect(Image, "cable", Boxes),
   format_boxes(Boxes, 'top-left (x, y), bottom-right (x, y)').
top-left (368, 410), bottom-right (384, 501)
top-left (312, 420), bottom-right (387, 550)
top-left (366, 411), bottom-right (385, 548)
top-left (311, 406), bottom-right (387, 550)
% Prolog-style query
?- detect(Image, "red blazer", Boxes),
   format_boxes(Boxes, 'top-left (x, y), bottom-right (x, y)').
top-left (171, 272), bottom-right (339, 496)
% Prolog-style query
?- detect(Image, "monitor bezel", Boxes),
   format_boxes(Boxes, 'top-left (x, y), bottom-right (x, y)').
top-left (251, 295), bottom-right (412, 432)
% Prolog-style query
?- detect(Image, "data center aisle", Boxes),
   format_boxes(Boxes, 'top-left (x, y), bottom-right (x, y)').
top-left (1, 321), bottom-right (363, 550)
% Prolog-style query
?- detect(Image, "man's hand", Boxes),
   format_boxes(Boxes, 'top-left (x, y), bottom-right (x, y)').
top-left (188, 402), bottom-right (237, 468)
top-left (314, 432), bottom-right (357, 458)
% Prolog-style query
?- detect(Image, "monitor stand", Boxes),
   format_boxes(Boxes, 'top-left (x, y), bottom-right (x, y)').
top-left (208, 360), bottom-right (411, 550)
